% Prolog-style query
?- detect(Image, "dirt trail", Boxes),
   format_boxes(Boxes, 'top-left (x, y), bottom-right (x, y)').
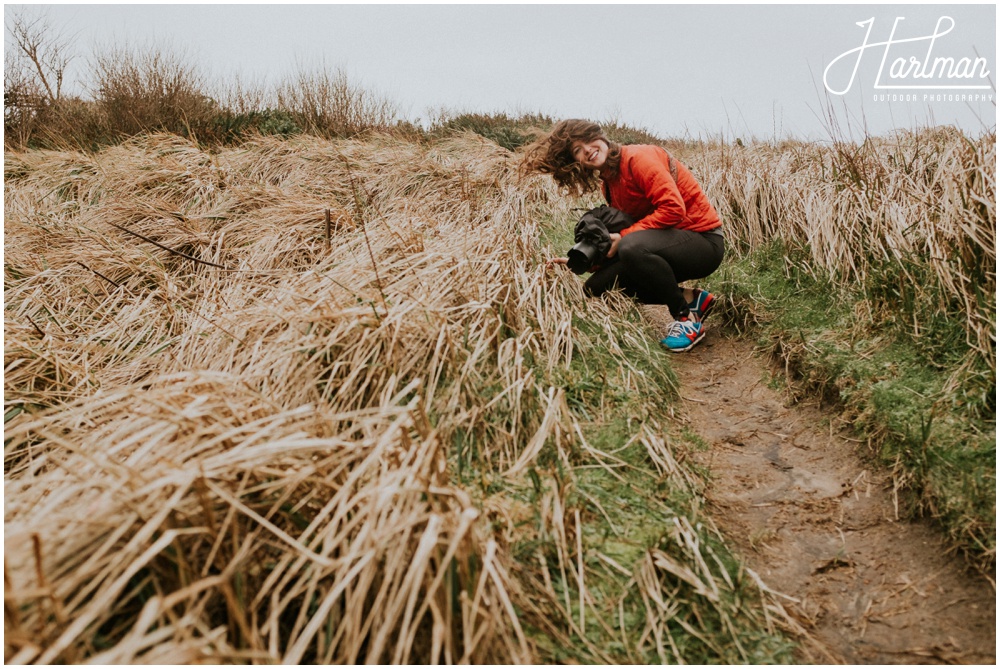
top-left (667, 329), bottom-right (995, 664)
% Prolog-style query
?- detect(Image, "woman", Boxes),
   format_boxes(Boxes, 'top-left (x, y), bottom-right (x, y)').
top-left (522, 119), bottom-right (724, 352)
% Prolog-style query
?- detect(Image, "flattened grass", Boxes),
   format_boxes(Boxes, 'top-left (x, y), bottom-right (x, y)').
top-left (5, 132), bottom-right (796, 662)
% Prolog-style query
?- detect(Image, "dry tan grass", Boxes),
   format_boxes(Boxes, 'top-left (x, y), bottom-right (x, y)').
top-left (5, 131), bottom-right (794, 662)
top-left (5, 133), bottom-right (528, 663)
top-left (679, 128), bottom-right (996, 372)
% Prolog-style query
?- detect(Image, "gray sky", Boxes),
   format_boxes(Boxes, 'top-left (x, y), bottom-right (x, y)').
top-left (7, 3), bottom-right (997, 140)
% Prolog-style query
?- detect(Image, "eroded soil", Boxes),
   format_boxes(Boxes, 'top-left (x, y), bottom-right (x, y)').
top-left (664, 326), bottom-right (996, 664)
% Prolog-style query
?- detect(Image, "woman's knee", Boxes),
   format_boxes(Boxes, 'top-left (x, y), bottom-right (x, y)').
top-left (616, 234), bottom-right (646, 264)
top-left (703, 236), bottom-right (725, 274)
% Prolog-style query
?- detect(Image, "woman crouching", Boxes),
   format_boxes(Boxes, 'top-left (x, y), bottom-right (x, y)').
top-left (522, 119), bottom-right (724, 352)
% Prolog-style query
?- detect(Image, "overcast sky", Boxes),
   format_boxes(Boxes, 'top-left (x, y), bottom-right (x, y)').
top-left (6, 3), bottom-right (996, 140)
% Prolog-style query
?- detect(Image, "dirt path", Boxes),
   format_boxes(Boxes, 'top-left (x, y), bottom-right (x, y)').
top-left (668, 329), bottom-right (995, 664)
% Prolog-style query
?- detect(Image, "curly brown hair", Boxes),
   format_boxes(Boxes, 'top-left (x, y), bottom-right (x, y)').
top-left (520, 119), bottom-right (622, 195)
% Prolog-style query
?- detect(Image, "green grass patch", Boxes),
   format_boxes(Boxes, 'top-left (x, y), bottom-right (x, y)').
top-left (429, 111), bottom-right (554, 151)
top-left (503, 418), bottom-right (794, 663)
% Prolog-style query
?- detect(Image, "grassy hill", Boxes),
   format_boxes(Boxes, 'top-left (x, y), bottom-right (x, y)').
top-left (4, 132), bottom-right (797, 663)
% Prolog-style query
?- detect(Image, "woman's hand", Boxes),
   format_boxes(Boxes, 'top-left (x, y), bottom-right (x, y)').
top-left (545, 257), bottom-right (568, 269)
top-left (607, 233), bottom-right (621, 258)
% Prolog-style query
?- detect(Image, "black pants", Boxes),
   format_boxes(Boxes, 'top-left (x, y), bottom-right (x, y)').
top-left (584, 228), bottom-right (725, 319)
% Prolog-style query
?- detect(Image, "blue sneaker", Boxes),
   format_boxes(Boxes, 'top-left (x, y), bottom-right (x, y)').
top-left (661, 317), bottom-right (705, 352)
top-left (689, 290), bottom-right (716, 323)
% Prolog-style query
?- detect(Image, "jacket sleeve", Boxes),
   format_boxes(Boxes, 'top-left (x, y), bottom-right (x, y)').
top-left (619, 152), bottom-right (687, 236)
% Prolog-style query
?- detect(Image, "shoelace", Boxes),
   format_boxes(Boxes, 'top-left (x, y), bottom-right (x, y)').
top-left (666, 318), bottom-right (700, 338)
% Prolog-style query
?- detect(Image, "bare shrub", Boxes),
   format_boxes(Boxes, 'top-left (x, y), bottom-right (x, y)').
top-left (4, 54), bottom-right (43, 148)
top-left (5, 8), bottom-right (74, 104)
top-left (275, 64), bottom-right (398, 138)
top-left (4, 8), bottom-right (76, 148)
top-left (218, 73), bottom-right (273, 115)
top-left (90, 43), bottom-right (216, 139)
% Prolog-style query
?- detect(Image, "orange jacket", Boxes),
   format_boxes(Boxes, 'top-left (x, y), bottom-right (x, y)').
top-left (603, 145), bottom-right (721, 236)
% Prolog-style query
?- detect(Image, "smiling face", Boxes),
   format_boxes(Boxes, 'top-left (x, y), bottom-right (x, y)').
top-left (520, 119), bottom-right (617, 195)
top-left (570, 138), bottom-right (610, 170)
